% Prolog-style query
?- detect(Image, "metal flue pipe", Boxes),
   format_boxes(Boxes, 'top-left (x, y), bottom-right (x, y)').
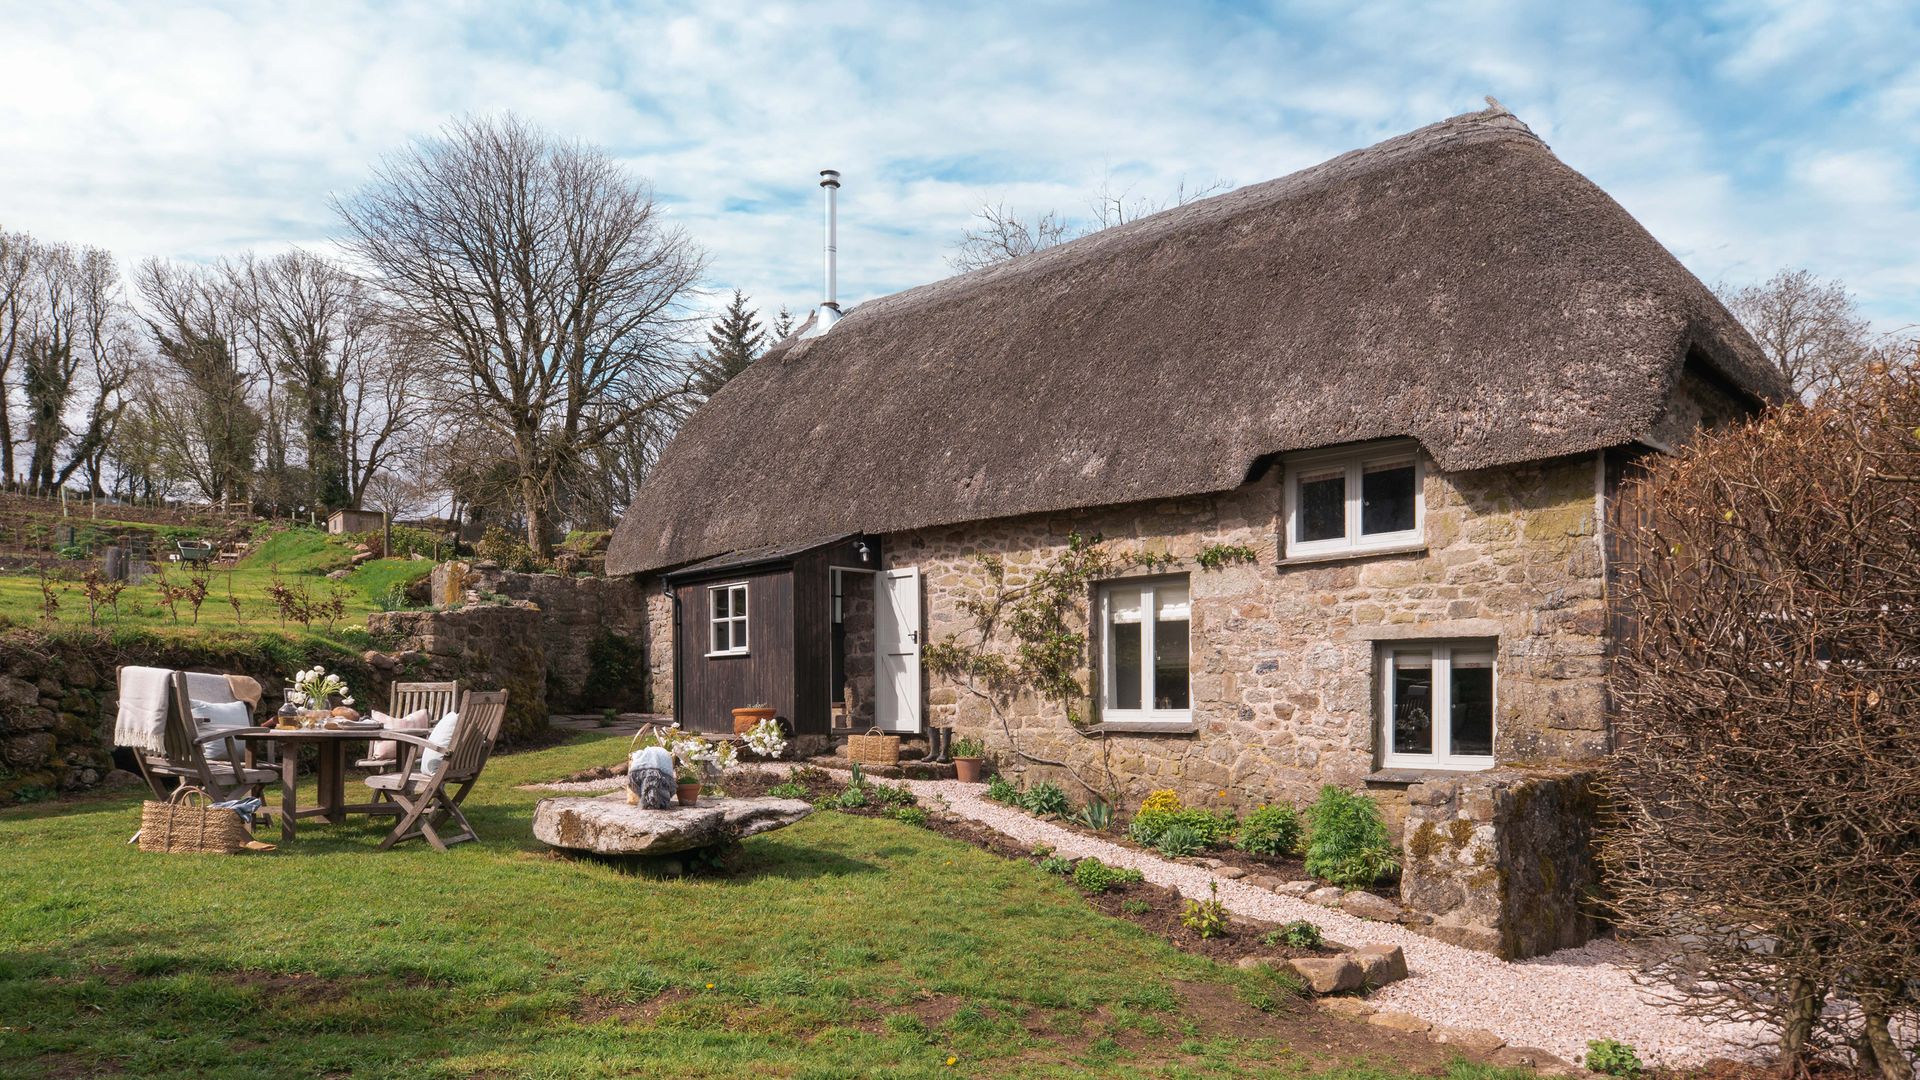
top-left (806, 169), bottom-right (843, 337)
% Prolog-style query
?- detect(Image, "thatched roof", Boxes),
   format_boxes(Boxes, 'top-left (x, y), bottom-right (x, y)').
top-left (609, 105), bottom-right (1780, 577)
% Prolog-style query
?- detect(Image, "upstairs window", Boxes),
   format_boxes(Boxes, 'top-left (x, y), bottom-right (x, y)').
top-left (1380, 644), bottom-right (1495, 770)
top-left (1099, 577), bottom-right (1191, 723)
top-left (708, 582), bottom-right (749, 655)
top-left (1285, 447), bottom-right (1423, 557)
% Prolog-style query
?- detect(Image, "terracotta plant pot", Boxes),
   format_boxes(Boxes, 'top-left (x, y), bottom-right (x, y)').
top-left (732, 707), bottom-right (778, 735)
top-left (953, 757), bottom-right (984, 783)
top-left (676, 782), bottom-right (702, 806)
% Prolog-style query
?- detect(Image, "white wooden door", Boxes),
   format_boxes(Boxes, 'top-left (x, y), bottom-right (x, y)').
top-left (874, 567), bottom-right (923, 732)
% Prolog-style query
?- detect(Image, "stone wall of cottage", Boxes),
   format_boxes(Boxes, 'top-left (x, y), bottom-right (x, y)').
top-left (368, 604), bottom-right (548, 740)
top-left (886, 452), bottom-right (1610, 820)
top-left (643, 587), bottom-right (675, 716)
top-left (838, 572), bottom-right (876, 730)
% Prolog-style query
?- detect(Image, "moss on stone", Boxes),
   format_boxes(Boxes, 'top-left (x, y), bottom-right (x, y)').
top-left (1406, 820), bottom-right (1442, 861)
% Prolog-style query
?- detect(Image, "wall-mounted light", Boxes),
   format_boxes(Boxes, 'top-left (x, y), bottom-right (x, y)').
top-left (854, 540), bottom-right (871, 564)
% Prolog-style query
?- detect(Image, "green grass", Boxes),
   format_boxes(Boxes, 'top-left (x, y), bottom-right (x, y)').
top-left (0, 733), bottom-right (1528, 1079)
top-left (0, 527), bottom-right (431, 646)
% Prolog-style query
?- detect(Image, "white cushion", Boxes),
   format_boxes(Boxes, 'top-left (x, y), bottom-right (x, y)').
top-left (191, 699), bottom-right (253, 761)
top-left (419, 711), bottom-right (460, 775)
top-left (365, 709), bottom-right (433, 762)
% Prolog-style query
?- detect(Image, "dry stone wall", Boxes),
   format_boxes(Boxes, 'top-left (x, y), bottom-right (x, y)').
top-left (460, 563), bottom-right (651, 711)
top-left (368, 603), bottom-right (547, 741)
top-left (888, 453), bottom-right (1610, 819)
top-left (1400, 768), bottom-right (1602, 959)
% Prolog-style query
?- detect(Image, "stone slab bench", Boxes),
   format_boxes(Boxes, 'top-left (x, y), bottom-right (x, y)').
top-left (532, 795), bottom-right (813, 856)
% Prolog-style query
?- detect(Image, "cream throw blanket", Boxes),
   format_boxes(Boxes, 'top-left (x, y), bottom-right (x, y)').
top-left (114, 666), bottom-right (175, 755)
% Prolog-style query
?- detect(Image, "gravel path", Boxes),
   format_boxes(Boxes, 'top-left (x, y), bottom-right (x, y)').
top-left (888, 773), bottom-right (1772, 1067)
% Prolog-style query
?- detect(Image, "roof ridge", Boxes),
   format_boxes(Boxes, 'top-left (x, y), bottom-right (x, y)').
top-left (778, 104), bottom-right (1544, 349)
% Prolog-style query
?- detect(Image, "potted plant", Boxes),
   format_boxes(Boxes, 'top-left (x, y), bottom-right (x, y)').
top-left (732, 702), bottom-right (777, 734)
top-left (951, 736), bottom-right (986, 783)
top-left (676, 761), bottom-right (704, 806)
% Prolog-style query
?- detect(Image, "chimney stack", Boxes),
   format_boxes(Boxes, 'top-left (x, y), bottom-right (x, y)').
top-left (805, 169), bottom-right (843, 337)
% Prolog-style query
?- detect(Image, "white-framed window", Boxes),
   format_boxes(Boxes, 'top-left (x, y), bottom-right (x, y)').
top-left (708, 582), bottom-right (749, 656)
top-left (1284, 445), bottom-right (1423, 557)
top-left (1379, 643), bottom-right (1496, 770)
top-left (1098, 577), bottom-right (1192, 724)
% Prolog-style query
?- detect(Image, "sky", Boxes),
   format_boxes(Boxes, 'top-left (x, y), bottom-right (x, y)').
top-left (2, 0), bottom-right (1918, 335)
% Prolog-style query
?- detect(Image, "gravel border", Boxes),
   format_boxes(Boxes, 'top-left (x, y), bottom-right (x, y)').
top-left (877, 771), bottom-right (1773, 1067)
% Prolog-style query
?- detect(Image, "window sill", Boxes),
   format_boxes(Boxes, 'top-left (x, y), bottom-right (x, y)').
top-left (705, 650), bottom-right (750, 659)
top-left (1083, 720), bottom-right (1200, 735)
top-left (1278, 542), bottom-right (1427, 568)
top-left (1365, 765), bottom-right (1495, 786)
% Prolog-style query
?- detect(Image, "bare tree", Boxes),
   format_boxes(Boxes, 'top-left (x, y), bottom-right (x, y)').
top-left (1718, 269), bottom-right (1873, 400)
top-left (226, 250), bottom-right (418, 512)
top-left (336, 113), bottom-right (704, 558)
top-left (948, 203), bottom-right (1075, 272)
top-left (12, 240), bottom-right (132, 495)
top-left (134, 259), bottom-right (260, 508)
top-left (0, 229), bottom-right (33, 486)
top-left (949, 176), bottom-right (1232, 272)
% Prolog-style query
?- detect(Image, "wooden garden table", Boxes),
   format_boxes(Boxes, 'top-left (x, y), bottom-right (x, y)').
top-left (240, 725), bottom-right (390, 844)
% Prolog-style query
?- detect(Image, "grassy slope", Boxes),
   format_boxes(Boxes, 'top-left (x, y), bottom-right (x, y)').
top-left (0, 734), bottom-right (1521, 1080)
top-left (0, 526), bottom-right (431, 645)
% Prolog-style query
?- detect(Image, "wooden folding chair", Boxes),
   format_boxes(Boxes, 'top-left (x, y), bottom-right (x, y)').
top-left (363, 690), bottom-right (508, 852)
top-left (124, 668), bottom-right (277, 804)
top-left (357, 680), bottom-right (461, 810)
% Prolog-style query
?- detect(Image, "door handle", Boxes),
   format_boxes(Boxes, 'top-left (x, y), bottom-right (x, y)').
top-left (909, 630), bottom-right (920, 644)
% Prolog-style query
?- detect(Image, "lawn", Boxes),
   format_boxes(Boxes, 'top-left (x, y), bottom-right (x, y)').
top-left (0, 733), bottom-right (1520, 1079)
top-left (0, 526), bottom-right (431, 646)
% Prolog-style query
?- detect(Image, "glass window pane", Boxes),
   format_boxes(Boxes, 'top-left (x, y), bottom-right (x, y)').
top-left (712, 588), bottom-right (730, 620)
top-left (1451, 654), bottom-right (1494, 757)
top-left (1391, 652), bottom-right (1433, 755)
top-left (712, 618), bottom-right (727, 653)
top-left (1361, 462), bottom-right (1416, 535)
top-left (733, 586), bottom-right (747, 621)
top-left (1110, 620), bottom-right (1142, 711)
top-left (1154, 583), bottom-right (1189, 620)
top-left (1298, 469), bottom-right (1347, 543)
top-left (1153, 616), bottom-right (1189, 710)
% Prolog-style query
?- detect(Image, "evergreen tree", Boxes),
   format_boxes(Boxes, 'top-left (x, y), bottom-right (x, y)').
top-left (770, 305), bottom-right (794, 343)
top-left (694, 289), bottom-right (765, 396)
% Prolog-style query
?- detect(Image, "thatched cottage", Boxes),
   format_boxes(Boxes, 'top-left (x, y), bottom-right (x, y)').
top-left (607, 105), bottom-right (1784, 956)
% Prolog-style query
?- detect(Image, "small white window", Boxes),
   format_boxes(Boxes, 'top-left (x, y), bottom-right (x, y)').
top-left (1098, 577), bottom-right (1191, 724)
top-left (1380, 643), bottom-right (1495, 770)
top-left (708, 582), bottom-right (749, 656)
top-left (1284, 446), bottom-right (1423, 557)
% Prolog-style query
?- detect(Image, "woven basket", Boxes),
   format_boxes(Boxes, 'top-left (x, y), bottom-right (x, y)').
top-left (139, 786), bottom-right (251, 854)
top-left (846, 727), bottom-right (901, 767)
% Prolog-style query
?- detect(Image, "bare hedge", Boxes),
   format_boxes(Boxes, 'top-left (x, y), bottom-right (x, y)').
top-left (1607, 366), bottom-right (1920, 1079)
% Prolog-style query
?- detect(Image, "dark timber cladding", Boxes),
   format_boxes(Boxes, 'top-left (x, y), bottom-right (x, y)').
top-left (666, 535), bottom-right (873, 736)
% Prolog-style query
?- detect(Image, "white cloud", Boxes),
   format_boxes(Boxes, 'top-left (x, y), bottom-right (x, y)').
top-left (0, 0), bottom-right (1915, 333)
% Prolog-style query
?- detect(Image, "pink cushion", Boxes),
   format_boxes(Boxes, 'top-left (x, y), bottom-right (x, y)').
top-left (365, 709), bottom-right (432, 762)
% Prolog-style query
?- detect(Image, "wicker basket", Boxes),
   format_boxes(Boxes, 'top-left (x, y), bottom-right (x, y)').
top-left (845, 727), bottom-right (902, 767)
top-left (138, 786), bottom-right (252, 854)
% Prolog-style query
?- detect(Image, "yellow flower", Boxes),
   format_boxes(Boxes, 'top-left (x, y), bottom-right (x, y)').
top-left (705, 982), bottom-right (715, 990)
top-left (945, 1056), bottom-right (958, 1066)
top-left (1216, 789), bottom-right (1227, 798)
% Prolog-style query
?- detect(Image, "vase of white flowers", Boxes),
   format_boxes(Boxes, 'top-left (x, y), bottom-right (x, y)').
top-left (742, 717), bottom-right (787, 760)
top-left (285, 666), bottom-right (353, 720)
top-left (632, 723), bottom-right (744, 806)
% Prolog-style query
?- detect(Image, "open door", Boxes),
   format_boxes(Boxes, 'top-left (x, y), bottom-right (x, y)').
top-left (874, 566), bottom-right (922, 732)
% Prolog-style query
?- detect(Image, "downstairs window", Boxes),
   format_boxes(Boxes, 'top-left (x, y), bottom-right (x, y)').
top-left (1380, 643), bottom-right (1495, 770)
top-left (1098, 577), bottom-right (1191, 724)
